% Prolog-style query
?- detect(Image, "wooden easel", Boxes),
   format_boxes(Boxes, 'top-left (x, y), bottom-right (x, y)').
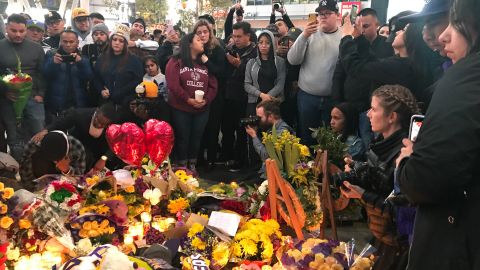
top-left (266, 159), bottom-right (305, 240)
top-left (313, 150), bottom-right (338, 240)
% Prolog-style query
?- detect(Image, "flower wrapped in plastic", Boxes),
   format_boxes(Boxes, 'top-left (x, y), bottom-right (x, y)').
top-left (1, 56), bottom-right (33, 122)
top-left (44, 180), bottom-right (83, 214)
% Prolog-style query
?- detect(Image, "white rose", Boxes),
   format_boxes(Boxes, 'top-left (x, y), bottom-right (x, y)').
top-left (186, 177), bottom-right (199, 188)
top-left (258, 180), bottom-right (268, 195)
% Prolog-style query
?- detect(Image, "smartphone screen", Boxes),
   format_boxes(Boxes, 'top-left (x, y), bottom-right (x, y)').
top-left (409, 115), bottom-right (424, 142)
top-left (308, 13), bottom-right (317, 23)
top-left (350, 5), bottom-right (358, 24)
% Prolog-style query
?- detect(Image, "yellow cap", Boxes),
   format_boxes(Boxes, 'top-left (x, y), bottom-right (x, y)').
top-left (72, 8), bottom-right (89, 20)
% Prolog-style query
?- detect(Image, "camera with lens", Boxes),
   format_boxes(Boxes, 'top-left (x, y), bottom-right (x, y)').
top-left (273, 0), bottom-right (283, 10)
top-left (240, 115), bottom-right (260, 127)
top-left (236, 6), bottom-right (244, 17)
top-left (331, 161), bottom-right (369, 188)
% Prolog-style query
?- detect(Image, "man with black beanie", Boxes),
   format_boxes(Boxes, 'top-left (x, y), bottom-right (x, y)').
top-left (20, 130), bottom-right (86, 190)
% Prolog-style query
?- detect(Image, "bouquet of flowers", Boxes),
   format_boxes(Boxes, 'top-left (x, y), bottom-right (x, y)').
top-left (1, 56), bottom-right (33, 122)
top-left (280, 238), bottom-right (374, 270)
top-left (44, 180), bottom-right (83, 213)
top-left (181, 222), bottom-right (230, 270)
top-left (232, 219), bottom-right (282, 263)
top-left (69, 214), bottom-right (117, 245)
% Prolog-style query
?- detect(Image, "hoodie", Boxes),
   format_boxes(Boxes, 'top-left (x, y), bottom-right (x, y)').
top-left (244, 30), bottom-right (286, 103)
top-left (71, 18), bottom-right (93, 49)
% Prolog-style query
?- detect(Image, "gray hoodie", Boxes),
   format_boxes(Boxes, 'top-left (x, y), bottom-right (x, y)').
top-left (71, 18), bottom-right (93, 49)
top-left (244, 30), bottom-right (286, 103)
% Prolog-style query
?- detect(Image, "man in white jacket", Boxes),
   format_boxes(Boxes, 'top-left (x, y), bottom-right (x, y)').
top-left (287, 0), bottom-right (342, 146)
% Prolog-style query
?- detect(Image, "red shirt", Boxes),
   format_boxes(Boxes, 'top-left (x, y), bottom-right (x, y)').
top-left (166, 58), bottom-right (218, 113)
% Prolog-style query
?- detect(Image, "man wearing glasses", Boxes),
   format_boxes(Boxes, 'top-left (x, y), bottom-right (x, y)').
top-left (287, 0), bottom-right (342, 146)
top-left (43, 11), bottom-right (65, 49)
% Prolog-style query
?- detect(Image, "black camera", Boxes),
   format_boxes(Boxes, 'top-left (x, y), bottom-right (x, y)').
top-left (236, 6), bottom-right (244, 17)
top-left (331, 161), bottom-right (369, 188)
top-left (273, 0), bottom-right (283, 10)
top-left (240, 115), bottom-right (260, 127)
top-left (61, 54), bottom-right (76, 63)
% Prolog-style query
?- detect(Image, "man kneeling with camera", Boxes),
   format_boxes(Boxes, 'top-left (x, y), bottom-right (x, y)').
top-left (44, 30), bottom-right (93, 124)
top-left (245, 100), bottom-right (293, 178)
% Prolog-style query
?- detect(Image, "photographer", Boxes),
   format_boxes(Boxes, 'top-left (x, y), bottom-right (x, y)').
top-left (270, 4), bottom-right (294, 37)
top-left (43, 30), bottom-right (93, 124)
top-left (245, 100), bottom-right (293, 178)
top-left (224, 3), bottom-right (245, 44)
top-left (338, 85), bottom-right (420, 270)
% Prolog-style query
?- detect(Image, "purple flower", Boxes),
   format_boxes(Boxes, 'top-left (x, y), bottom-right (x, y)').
top-left (312, 243), bottom-right (332, 256)
top-left (135, 177), bottom-right (149, 194)
top-left (333, 252), bottom-right (348, 269)
top-left (298, 254), bottom-right (314, 269)
top-left (281, 254), bottom-right (295, 266)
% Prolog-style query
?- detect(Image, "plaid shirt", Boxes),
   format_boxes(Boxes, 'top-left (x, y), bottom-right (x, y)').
top-left (20, 135), bottom-right (86, 190)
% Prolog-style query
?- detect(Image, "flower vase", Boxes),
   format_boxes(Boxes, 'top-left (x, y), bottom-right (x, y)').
top-left (0, 242), bottom-right (9, 270)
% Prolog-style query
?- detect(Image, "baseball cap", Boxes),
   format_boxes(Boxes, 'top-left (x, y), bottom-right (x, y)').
top-left (27, 20), bottom-right (45, 32)
top-left (399, 0), bottom-right (450, 23)
top-left (45, 11), bottom-right (62, 25)
top-left (386, 10), bottom-right (417, 43)
top-left (72, 8), bottom-right (89, 20)
top-left (315, 0), bottom-right (339, 13)
top-left (285, 27), bottom-right (302, 41)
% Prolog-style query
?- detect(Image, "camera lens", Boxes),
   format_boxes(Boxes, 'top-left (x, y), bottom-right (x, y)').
top-left (273, 3), bottom-right (279, 9)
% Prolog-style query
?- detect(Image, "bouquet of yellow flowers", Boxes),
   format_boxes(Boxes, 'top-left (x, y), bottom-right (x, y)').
top-left (181, 223), bottom-right (230, 270)
top-left (231, 219), bottom-right (282, 263)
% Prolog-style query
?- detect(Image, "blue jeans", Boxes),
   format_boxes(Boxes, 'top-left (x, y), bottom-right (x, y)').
top-left (171, 108), bottom-right (210, 163)
top-left (0, 97), bottom-right (45, 161)
top-left (297, 89), bottom-right (333, 146)
top-left (359, 110), bottom-right (373, 149)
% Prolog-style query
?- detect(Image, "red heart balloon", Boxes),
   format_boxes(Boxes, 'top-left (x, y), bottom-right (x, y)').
top-left (106, 122), bottom-right (146, 166)
top-left (144, 119), bottom-right (175, 165)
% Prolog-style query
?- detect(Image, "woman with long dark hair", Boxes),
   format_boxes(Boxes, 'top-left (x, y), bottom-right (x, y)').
top-left (166, 33), bottom-right (217, 173)
top-left (93, 24), bottom-right (143, 105)
top-left (396, 0), bottom-right (480, 268)
top-left (341, 17), bottom-right (433, 106)
top-left (244, 30), bottom-right (286, 115)
top-left (330, 102), bottom-right (365, 160)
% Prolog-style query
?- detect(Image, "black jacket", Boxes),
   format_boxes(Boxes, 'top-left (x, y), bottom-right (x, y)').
top-left (46, 108), bottom-right (115, 169)
top-left (397, 53), bottom-right (480, 270)
top-left (336, 35), bottom-right (418, 110)
top-left (156, 41), bottom-right (178, 75)
top-left (333, 35), bottom-right (394, 111)
top-left (93, 53), bottom-right (143, 106)
top-left (225, 42), bottom-right (257, 101)
top-left (205, 44), bottom-right (227, 84)
top-left (269, 13), bottom-right (294, 28)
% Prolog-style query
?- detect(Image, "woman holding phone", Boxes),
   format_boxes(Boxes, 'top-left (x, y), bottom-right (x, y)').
top-left (396, 0), bottom-right (480, 268)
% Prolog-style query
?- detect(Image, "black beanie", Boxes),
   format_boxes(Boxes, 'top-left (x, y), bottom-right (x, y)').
top-left (40, 131), bottom-right (69, 162)
top-left (133, 18), bottom-right (146, 32)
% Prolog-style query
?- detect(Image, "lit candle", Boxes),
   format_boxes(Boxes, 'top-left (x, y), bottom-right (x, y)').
top-left (141, 212), bottom-right (152, 223)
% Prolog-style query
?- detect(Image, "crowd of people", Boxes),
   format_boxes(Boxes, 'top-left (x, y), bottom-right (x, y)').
top-left (0, 0), bottom-right (479, 268)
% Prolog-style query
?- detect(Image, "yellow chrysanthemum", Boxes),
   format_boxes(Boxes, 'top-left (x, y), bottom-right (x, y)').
top-left (2, 188), bottom-right (14, 199)
top-left (212, 242), bottom-right (230, 267)
top-left (239, 239), bottom-right (257, 257)
top-left (97, 205), bottom-right (110, 215)
top-left (167, 198), bottom-right (190, 214)
top-left (82, 221), bottom-right (92, 231)
top-left (125, 186), bottom-right (135, 193)
top-left (299, 145), bottom-right (310, 157)
top-left (188, 223), bottom-right (204, 238)
top-left (0, 216), bottom-right (13, 229)
top-left (175, 170), bottom-right (187, 178)
top-left (261, 242), bottom-right (274, 260)
top-left (191, 237), bottom-right (206, 250)
top-left (18, 219), bottom-right (31, 230)
top-left (0, 182), bottom-right (4, 191)
top-left (86, 177), bottom-right (97, 186)
top-left (232, 243), bottom-right (243, 258)
top-left (0, 203), bottom-right (7, 214)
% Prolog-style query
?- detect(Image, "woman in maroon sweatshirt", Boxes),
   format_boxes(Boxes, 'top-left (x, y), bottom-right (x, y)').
top-left (166, 33), bottom-right (218, 172)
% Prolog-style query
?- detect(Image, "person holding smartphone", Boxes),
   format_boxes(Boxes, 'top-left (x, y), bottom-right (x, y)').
top-left (43, 30), bottom-right (93, 124)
